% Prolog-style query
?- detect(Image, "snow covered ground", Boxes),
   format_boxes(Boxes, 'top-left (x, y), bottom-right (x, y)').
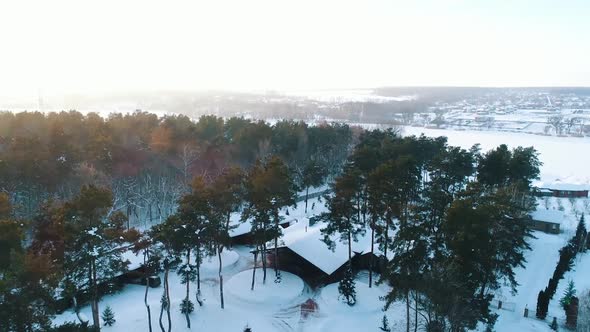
top-left (403, 126), bottom-right (590, 186)
top-left (53, 128), bottom-right (590, 331)
top-left (490, 195), bottom-right (590, 332)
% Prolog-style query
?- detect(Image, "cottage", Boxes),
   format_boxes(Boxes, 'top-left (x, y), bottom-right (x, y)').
top-left (529, 209), bottom-right (563, 234)
top-left (265, 218), bottom-right (378, 287)
top-left (534, 180), bottom-right (589, 198)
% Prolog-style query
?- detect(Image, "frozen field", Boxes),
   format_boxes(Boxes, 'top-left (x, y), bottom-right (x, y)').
top-left (403, 126), bottom-right (590, 186)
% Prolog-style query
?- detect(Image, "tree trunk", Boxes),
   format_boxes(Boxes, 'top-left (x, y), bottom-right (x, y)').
top-left (185, 249), bottom-right (191, 328)
top-left (414, 291), bottom-right (418, 332)
top-left (406, 290), bottom-right (410, 332)
top-left (218, 245), bottom-right (225, 309)
top-left (144, 252), bottom-right (153, 332)
top-left (274, 211), bottom-right (280, 280)
top-left (165, 267), bottom-right (172, 332)
top-left (262, 243), bottom-right (267, 284)
top-left (251, 249), bottom-right (258, 290)
top-left (225, 212), bottom-right (231, 235)
top-left (196, 247), bottom-right (202, 306)
top-left (158, 295), bottom-right (165, 332)
top-left (305, 186), bottom-right (309, 213)
top-left (384, 216), bottom-right (389, 265)
top-left (369, 223), bottom-right (374, 288)
top-left (91, 258), bottom-right (100, 330)
top-left (73, 296), bottom-right (87, 324)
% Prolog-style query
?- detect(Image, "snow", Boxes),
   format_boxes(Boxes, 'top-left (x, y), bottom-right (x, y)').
top-left (119, 249), bottom-right (144, 271)
top-left (226, 269), bottom-right (304, 305)
top-left (87, 227), bottom-right (98, 236)
top-left (403, 126), bottom-right (590, 186)
top-left (535, 177), bottom-right (590, 192)
top-left (230, 189), bottom-right (329, 238)
top-left (51, 126), bottom-right (590, 331)
top-left (200, 249), bottom-right (240, 271)
top-left (275, 217), bottom-right (372, 275)
top-left (54, 248), bottom-right (293, 332)
top-left (307, 274), bottom-right (406, 332)
top-left (530, 209), bottom-right (567, 223)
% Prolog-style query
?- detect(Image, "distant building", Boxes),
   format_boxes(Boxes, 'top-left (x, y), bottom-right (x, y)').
top-left (533, 181), bottom-right (589, 198)
top-left (528, 209), bottom-right (563, 234)
top-left (549, 188), bottom-right (588, 198)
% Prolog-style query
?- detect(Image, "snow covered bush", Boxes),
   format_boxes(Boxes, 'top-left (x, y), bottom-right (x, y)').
top-left (560, 280), bottom-right (577, 311)
top-left (180, 298), bottom-right (194, 315)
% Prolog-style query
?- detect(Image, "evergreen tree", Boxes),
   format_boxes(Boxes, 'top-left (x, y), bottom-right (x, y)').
top-left (536, 290), bottom-right (549, 319)
top-left (319, 167), bottom-right (365, 305)
top-left (243, 157), bottom-right (297, 285)
top-left (131, 232), bottom-right (161, 332)
top-left (560, 280), bottom-right (576, 311)
top-left (60, 186), bottom-right (130, 330)
top-left (338, 266), bottom-right (357, 306)
top-left (176, 176), bottom-right (212, 328)
top-left (301, 159), bottom-right (327, 213)
top-left (150, 218), bottom-right (183, 332)
top-left (0, 218), bottom-right (57, 332)
top-left (209, 167), bottom-right (244, 309)
top-left (101, 306), bottom-right (115, 326)
top-left (379, 315), bottom-right (391, 332)
top-left (572, 214), bottom-right (587, 253)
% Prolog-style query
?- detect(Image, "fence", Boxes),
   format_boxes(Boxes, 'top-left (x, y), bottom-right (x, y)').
top-left (490, 299), bottom-right (516, 312)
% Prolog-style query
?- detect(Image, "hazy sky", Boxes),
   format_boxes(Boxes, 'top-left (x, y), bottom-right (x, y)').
top-left (1, 0), bottom-right (589, 98)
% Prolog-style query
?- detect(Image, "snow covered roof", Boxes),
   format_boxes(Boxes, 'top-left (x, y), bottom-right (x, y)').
top-left (530, 209), bottom-right (566, 224)
top-left (273, 218), bottom-right (372, 275)
top-left (534, 178), bottom-right (589, 192)
top-left (121, 249), bottom-right (144, 271)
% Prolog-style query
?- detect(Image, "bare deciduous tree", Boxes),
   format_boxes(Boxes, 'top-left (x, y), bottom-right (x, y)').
top-left (548, 115), bottom-right (564, 135)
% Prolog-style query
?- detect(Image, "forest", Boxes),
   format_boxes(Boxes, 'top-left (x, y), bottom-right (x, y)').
top-left (0, 110), bottom-right (542, 332)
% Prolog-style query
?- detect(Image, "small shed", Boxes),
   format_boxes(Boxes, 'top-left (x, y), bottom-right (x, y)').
top-left (529, 209), bottom-right (563, 234)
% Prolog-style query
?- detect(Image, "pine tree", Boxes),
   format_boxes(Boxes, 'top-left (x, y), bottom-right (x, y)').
top-left (560, 280), bottom-right (576, 311)
top-left (572, 215), bottom-right (587, 253)
top-left (338, 266), bottom-right (357, 306)
top-left (101, 306), bottom-right (115, 326)
top-left (319, 167), bottom-right (365, 305)
top-left (243, 158), bottom-right (297, 286)
top-left (59, 186), bottom-right (131, 329)
top-left (209, 167), bottom-right (244, 309)
top-left (536, 290), bottom-right (549, 319)
top-left (379, 315), bottom-right (391, 332)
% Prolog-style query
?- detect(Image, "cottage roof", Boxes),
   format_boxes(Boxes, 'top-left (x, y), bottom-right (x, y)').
top-left (530, 209), bottom-right (566, 224)
top-left (274, 218), bottom-right (372, 275)
top-left (534, 178), bottom-right (589, 192)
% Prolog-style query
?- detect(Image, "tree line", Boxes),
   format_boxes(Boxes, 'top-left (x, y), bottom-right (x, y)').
top-left (317, 130), bottom-right (541, 332)
top-left (1, 154), bottom-right (301, 331)
top-left (0, 113), bottom-right (543, 332)
top-left (0, 110), bottom-right (346, 331)
top-left (0, 111), bottom-right (354, 222)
